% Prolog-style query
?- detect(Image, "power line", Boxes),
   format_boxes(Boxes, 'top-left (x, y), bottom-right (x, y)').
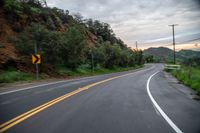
top-left (164, 38), bottom-right (200, 46)
top-left (140, 36), bottom-right (200, 46)
top-left (176, 38), bottom-right (200, 44)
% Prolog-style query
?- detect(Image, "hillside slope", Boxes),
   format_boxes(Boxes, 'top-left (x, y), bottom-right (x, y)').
top-left (0, 0), bottom-right (144, 83)
top-left (0, 2), bottom-right (97, 70)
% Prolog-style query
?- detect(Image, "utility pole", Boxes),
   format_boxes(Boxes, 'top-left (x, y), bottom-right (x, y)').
top-left (136, 41), bottom-right (138, 50)
top-left (169, 24), bottom-right (178, 64)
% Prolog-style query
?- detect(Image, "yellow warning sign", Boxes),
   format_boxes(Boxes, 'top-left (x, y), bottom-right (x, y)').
top-left (32, 54), bottom-right (41, 64)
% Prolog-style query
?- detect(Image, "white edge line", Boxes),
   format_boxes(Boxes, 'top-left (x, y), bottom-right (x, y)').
top-left (0, 71), bottom-right (126, 96)
top-left (147, 71), bottom-right (183, 133)
top-left (0, 65), bottom-right (153, 96)
top-left (0, 67), bottom-right (140, 96)
top-left (0, 70), bottom-right (126, 95)
top-left (0, 80), bottom-right (66, 95)
top-left (0, 76), bottom-right (94, 96)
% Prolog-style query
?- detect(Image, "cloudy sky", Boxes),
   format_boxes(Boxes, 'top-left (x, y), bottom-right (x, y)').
top-left (46, 0), bottom-right (200, 50)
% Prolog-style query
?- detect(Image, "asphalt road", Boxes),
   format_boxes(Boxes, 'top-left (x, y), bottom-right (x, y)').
top-left (0, 64), bottom-right (200, 133)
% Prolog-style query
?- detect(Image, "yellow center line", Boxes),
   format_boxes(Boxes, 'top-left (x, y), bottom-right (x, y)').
top-left (0, 72), bottom-right (133, 132)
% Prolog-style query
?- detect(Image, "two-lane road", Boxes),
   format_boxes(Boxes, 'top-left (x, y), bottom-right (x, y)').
top-left (0, 64), bottom-right (200, 133)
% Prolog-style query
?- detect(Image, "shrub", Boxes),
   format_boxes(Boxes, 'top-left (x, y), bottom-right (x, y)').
top-left (60, 26), bottom-right (88, 69)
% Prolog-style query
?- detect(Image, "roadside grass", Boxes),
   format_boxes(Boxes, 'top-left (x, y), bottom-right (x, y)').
top-left (167, 66), bottom-right (200, 95)
top-left (0, 65), bottom-right (143, 84)
top-left (56, 64), bottom-right (143, 77)
top-left (0, 69), bottom-right (34, 83)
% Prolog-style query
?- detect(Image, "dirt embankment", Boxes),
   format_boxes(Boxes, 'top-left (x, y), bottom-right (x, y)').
top-left (0, 9), bottom-right (18, 69)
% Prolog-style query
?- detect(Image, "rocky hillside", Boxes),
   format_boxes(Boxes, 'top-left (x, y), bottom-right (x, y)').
top-left (0, 1), bottom-right (96, 70)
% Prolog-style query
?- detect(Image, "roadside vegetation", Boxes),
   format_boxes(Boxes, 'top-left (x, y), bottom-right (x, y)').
top-left (56, 65), bottom-right (143, 76)
top-left (167, 57), bottom-right (200, 95)
top-left (0, 68), bottom-right (34, 83)
top-left (0, 65), bottom-right (142, 83)
top-left (0, 0), bottom-right (144, 83)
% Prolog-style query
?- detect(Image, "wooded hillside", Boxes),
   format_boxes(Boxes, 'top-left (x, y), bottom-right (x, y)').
top-left (0, 0), bottom-right (143, 81)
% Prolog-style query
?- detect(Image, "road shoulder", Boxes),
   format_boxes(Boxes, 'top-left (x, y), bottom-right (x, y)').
top-left (164, 72), bottom-right (200, 101)
top-left (0, 65), bottom-right (151, 95)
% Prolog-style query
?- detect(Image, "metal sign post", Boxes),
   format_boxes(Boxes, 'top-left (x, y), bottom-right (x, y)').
top-left (32, 54), bottom-right (41, 80)
top-left (35, 44), bottom-right (39, 80)
top-left (33, 44), bottom-right (40, 80)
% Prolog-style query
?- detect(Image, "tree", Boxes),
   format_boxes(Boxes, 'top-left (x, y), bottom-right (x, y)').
top-left (15, 23), bottom-right (61, 64)
top-left (145, 55), bottom-right (154, 63)
top-left (73, 13), bottom-right (84, 23)
top-left (135, 50), bottom-right (144, 65)
top-left (102, 42), bottom-right (121, 68)
top-left (3, 0), bottom-right (23, 23)
top-left (60, 26), bottom-right (87, 69)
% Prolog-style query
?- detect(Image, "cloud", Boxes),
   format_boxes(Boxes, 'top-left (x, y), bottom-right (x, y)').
top-left (46, 0), bottom-right (200, 49)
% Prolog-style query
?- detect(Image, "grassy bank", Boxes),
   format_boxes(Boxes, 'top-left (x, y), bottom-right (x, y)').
top-left (56, 64), bottom-right (142, 76)
top-left (167, 66), bottom-right (200, 94)
top-left (0, 69), bottom-right (34, 83)
top-left (0, 65), bottom-right (143, 84)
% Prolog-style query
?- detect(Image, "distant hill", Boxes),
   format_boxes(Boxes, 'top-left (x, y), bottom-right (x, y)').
top-left (177, 50), bottom-right (200, 59)
top-left (144, 47), bottom-right (200, 62)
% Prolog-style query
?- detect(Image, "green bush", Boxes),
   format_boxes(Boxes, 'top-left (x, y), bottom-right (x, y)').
top-left (0, 70), bottom-right (34, 83)
top-left (60, 26), bottom-right (88, 69)
top-left (15, 23), bottom-right (62, 64)
top-left (30, 7), bottom-right (42, 14)
top-left (3, 0), bottom-right (23, 18)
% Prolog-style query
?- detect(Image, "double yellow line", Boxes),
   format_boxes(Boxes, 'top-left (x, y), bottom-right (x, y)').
top-left (0, 73), bottom-right (132, 132)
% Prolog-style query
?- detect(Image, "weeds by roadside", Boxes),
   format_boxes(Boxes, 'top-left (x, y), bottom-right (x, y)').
top-left (167, 66), bottom-right (200, 95)
top-left (0, 65), bottom-right (143, 84)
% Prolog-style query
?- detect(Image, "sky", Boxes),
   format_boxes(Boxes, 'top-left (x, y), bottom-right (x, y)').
top-left (46, 0), bottom-right (200, 50)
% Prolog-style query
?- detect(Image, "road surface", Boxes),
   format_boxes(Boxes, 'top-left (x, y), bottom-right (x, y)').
top-left (0, 64), bottom-right (200, 133)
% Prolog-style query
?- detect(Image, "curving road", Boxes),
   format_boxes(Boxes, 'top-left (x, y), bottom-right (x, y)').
top-left (0, 64), bottom-right (200, 133)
